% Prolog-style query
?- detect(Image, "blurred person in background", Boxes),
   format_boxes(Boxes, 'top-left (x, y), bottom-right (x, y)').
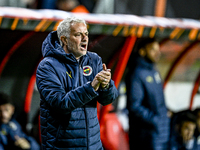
top-left (56, 0), bottom-right (89, 13)
top-left (170, 111), bottom-right (200, 150)
top-left (125, 38), bottom-right (171, 150)
top-left (36, 0), bottom-right (95, 12)
top-left (0, 92), bottom-right (40, 150)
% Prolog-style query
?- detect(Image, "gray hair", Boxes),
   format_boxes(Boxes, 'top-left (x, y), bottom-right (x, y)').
top-left (57, 17), bottom-right (87, 47)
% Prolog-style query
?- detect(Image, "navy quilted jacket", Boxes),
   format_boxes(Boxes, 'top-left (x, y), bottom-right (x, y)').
top-left (36, 31), bottom-right (118, 150)
top-left (126, 57), bottom-right (170, 150)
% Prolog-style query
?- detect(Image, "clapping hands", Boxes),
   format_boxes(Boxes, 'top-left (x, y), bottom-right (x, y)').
top-left (91, 63), bottom-right (111, 91)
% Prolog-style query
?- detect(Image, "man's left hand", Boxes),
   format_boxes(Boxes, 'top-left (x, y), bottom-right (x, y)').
top-left (96, 63), bottom-right (111, 88)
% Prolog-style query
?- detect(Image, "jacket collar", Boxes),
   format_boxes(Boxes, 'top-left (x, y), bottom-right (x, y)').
top-left (136, 56), bottom-right (154, 70)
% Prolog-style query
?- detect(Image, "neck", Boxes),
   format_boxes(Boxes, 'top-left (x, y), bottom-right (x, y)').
top-left (143, 55), bottom-right (154, 64)
top-left (63, 46), bottom-right (69, 54)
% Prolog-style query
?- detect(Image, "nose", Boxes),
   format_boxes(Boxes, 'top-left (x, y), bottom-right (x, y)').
top-left (82, 34), bottom-right (88, 41)
top-left (187, 130), bottom-right (194, 139)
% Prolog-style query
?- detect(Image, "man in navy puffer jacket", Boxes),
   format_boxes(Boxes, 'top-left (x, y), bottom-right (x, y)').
top-left (36, 17), bottom-right (118, 150)
top-left (126, 38), bottom-right (170, 150)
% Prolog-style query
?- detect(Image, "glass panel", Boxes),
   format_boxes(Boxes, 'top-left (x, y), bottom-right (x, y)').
top-left (158, 40), bottom-right (200, 112)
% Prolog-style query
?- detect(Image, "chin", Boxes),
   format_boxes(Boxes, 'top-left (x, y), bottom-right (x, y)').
top-left (76, 53), bottom-right (86, 59)
top-left (81, 51), bottom-right (87, 56)
top-left (2, 120), bottom-right (8, 124)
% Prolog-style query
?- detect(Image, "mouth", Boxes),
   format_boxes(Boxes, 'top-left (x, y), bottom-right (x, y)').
top-left (80, 43), bottom-right (87, 50)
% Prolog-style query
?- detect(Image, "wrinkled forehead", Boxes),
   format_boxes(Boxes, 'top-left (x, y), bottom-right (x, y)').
top-left (70, 22), bottom-right (88, 32)
top-left (182, 121), bottom-right (196, 128)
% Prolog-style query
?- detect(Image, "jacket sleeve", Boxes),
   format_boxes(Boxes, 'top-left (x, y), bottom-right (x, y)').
top-left (95, 56), bottom-right (119, 106)
top-left (97, 80), bottom-right (119, 106)
top-left (127, 73), bottom-right (158, 127)
top-left (0, 135), bottom-right (5, 150)
top-left (36, 59), bottom-right (99, 114)
top-left (11, 120), bottom-right (41, 150)
top-left (0, 143), bottom-right (4, 150)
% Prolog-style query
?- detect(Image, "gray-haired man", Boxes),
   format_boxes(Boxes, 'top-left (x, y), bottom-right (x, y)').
top-left (36, 17), bottom-right (119, 149)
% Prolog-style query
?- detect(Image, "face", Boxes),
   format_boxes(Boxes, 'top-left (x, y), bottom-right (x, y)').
top-left (145, 41), bottom-right (161, 63)
top-left (0, 103), bottom-right (14, 124)
top-left (64, 22), bottom-right (89, 60)
top-left (180, 121), bottom-right (196, 143)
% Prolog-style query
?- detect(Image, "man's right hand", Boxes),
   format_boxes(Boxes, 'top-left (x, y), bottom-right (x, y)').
top-left (91, 76), bottom-right (100, 91)
top-left (14, 136), bottom-right (31, 150)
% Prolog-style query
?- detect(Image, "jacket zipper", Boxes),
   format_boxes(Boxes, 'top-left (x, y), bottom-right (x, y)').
top-left (79, 63), bottom-right (89, 149)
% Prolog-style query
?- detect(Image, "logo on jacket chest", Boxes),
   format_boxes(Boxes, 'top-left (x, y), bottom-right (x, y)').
top-left (145, 72), bottom-right (161, 84)
top-left (83, 65), bottom-right (92, 76)
top-left (66, 71), bottom-right (72, 78)
top-left (146, 76), bottom-right (153, 83)
top-left (0, 129), bottom-right (7, 135)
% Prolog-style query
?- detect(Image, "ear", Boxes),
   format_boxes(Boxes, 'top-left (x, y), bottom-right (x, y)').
top-left (60, 36), bottom-right (67, 46)
top-left (139, 48), bottom-right (146, 57)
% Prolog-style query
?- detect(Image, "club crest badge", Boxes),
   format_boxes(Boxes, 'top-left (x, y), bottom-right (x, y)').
top-left (83, 66), bottom-right (92, 76)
